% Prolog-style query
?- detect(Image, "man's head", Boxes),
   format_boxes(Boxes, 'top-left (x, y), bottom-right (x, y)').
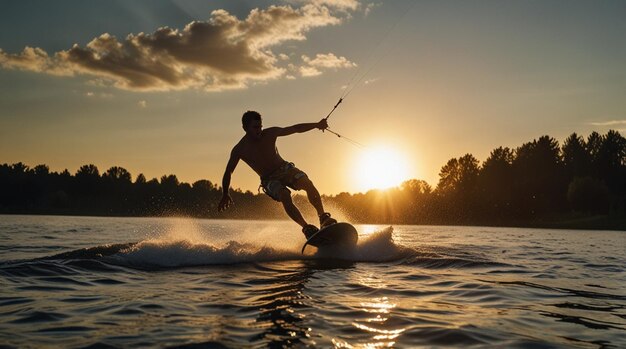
top-left (242, 110), bottom-right (262, 138)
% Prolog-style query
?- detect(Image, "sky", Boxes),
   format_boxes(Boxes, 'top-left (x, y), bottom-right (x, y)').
top-left (1, 0), bottom-right (625, 195)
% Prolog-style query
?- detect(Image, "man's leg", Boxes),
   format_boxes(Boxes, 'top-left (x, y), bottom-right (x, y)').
top-left (294, 178), bottom-right (325, 216)
top-left (278, 188), bottom-right (308, 227)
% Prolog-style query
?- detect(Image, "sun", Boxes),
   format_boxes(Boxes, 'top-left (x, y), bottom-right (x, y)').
top-left (355, 146), bottom-right (410, 191)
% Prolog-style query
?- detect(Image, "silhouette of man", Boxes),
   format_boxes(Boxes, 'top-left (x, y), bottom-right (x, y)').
top-left (218, 110), bottom-right (337, 238)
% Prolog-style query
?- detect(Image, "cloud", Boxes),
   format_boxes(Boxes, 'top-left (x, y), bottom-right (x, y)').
top-left (302, 53), bottom-right (356, 69)
top-left (287, 0), bottom-right (360, 11)
top-left (138, 100), bottom-right (147, 108)
top-left (589, 120), bottom-right (626, 126)
top-left (364, 77), bottom-right (378, 84)
top-left (84, 91), bottom-right (113, 98)
top-left (300, 65), bottom-right (323, 77)
top-left (0, 47), bottom-right (73, 76)
top-left (299, 53), bottom-right (355, 77)
top-left (364, 2), bottom-right (381, 17)
top-left (312, 0), bottom-right (360, 11)
top-left (0, 3), bottom-right (360, 92)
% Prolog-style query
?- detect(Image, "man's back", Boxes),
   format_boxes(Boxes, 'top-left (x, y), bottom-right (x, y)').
top-left (235, 127), bottom-right (286, 177)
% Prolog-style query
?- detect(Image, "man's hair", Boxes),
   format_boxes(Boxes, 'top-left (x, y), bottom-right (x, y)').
top-left (242, 110), bottom-right (262, 129)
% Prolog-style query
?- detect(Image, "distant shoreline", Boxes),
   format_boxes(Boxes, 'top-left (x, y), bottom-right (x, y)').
top-left (2, 212), bottom-right (623, 231)
top-left (2, 130), bottom-right (624, 231)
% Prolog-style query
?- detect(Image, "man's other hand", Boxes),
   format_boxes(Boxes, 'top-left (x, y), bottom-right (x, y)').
top-left (218, 194), bottom-right (233, 212)
top-left (317, 118), bottom-right (329, 130)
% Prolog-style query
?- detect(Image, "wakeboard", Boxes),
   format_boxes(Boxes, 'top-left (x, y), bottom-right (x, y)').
top-left (301, 222), bottom-right (358, 254)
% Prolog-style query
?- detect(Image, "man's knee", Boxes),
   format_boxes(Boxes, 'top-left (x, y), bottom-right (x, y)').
top-left (295, 177), bottom-right (315, 191)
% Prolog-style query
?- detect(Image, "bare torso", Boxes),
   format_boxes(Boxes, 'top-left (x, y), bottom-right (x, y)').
top-left (235, 128), bottom-right (286, 177)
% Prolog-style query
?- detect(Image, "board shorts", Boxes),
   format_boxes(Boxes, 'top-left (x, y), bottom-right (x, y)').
top-left (260, 162), bottom-right (308, 201)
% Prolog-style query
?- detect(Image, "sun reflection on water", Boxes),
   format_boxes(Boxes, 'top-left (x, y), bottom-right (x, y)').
top-left (349, 297), bottom-right (404, 348)
top-left (358, 225), bottom-right (380, 236)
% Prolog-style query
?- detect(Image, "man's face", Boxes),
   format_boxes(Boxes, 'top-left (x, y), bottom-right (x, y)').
top-left (246, 119), bottom-right (263, 139)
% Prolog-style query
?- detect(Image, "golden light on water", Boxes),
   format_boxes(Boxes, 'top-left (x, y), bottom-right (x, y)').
top-left (351, 297), bottom-right (403, 348)
top-left (358, 225), bottom-right (382, 237)
top-left (355, 146), bottom-right (410, 192)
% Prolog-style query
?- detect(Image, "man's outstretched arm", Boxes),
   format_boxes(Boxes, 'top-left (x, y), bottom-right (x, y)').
top-left (218, 148), bottom-right (240, 212)
top-left (274, 119), bottom-right (328, 137)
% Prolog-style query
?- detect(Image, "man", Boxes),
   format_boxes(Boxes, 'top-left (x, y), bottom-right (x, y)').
top-left (218, 110), bottom-right (337, 238)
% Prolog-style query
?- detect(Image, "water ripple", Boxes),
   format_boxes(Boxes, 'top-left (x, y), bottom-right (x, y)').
top-left (0, 217), bottom-right (624, 348)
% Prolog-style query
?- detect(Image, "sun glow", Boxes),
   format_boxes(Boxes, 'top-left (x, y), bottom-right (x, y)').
top-left (356, 146), bottom-right (410, 191)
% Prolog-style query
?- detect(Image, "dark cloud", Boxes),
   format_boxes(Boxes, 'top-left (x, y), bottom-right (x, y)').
top-left (0, 2), bottom-right (360, 92)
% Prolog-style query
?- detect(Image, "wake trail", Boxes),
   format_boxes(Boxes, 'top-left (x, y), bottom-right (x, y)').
top-left (1, 227), bottom-right (508, 272)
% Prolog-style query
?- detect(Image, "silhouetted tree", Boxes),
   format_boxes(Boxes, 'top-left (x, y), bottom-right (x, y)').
top-left (437, 158), bottom-right (461, 194)
top-left (562, 133), bottom-right (590, 179)
top-left (103, 166), bottom-right (132, 182)
top-left (512, 136), bottom-right (564, 218)
top-left (595, 131), bottom-right (625, 188)
top-left (457, 154), bottom-right (480, 193)
top-left (567, 177), bottom-right (609, 214)
top-left (76, 164), bottom-right (100, 178)
top-left (74, 164), bottom-right (102, 204)
top-left (585, 131), bottom-right (603, 179)
top-left (11, 162), bottom-right (29, 174)
top-left (479, 147), bottom-right (515, 220)
top-left (596, 131), bottom-right (626, 213)
top-left (33, 164), bottom-right (50, 176)
top-left (401, 179), bottom-right (432, 195)
top-left (135, 173), bottom-right (146, 184)
top-left (398, 179), bottom-right (432, 222)
top-left (160, 174), bottom-right (179, 188)
top-left (435, 154), bottom-right (480, 222)
top-left (437, 155), bottom-right (479, 193)
top-left (0, 130), bottom-right (623, 228)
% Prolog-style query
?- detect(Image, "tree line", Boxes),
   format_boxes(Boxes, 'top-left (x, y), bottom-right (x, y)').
top-left (1, 130), bottom-right (624, 229)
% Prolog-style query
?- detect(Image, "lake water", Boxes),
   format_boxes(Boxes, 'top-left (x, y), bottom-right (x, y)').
top-left (0, 215), bottom-right (624, 348)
